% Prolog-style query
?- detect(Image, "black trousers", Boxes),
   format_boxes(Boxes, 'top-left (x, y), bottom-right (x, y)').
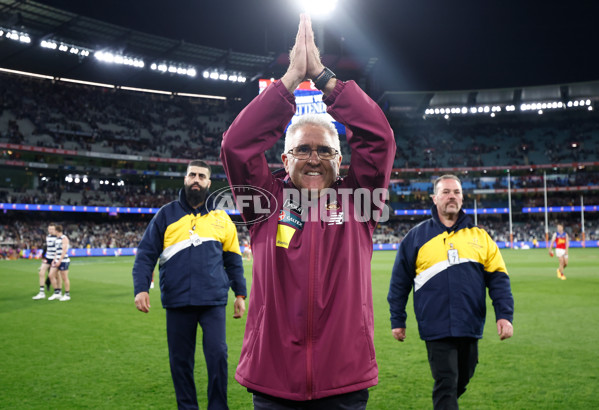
top-left (425, 337), bottom-right (478, 410)
top-left (252, 389), bottom-right (369, 410)
top-left (166, 305), bottom-right (228, 410)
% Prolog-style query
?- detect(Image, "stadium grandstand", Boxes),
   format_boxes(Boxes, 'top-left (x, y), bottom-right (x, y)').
top-left (1, 0), bottom-right (598, 260)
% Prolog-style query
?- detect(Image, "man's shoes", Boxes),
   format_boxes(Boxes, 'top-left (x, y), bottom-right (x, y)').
top-left (560, 274), bottom-right (567, 280)
top-left (557, 269), bottom-right (562, 279)
top-left (48, 293), bottom-right (62, 300)
top-left (59, 295), bottom-right (71, 301)
top-left (32, 292), bottom-right (46, 300)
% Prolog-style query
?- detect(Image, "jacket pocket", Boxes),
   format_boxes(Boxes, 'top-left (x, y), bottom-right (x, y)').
top-left (247, 304), bottom-right (266, 359)
top-left (362, 304), bottom-right (376, 361)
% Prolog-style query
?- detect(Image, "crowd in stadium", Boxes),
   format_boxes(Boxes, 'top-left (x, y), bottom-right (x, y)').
top-left (1, 214), bottom-right (597, 260)
top-left (2, 73), bottom-right (599, 168)
top-left (2, 71), bottom-right (599, 259)
top-left (1, 73), bottom-right (236, 161)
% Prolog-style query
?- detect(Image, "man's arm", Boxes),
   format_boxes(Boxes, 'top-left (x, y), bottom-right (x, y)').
top-left (327, 82), bottom-right (396, 193)
top-left (132, 213), bottom-right (164, 313)
top-left (388, 237), bottom-right (416, 341)
top-left (548, 233), bottom-right (556, 255)
top-left (220, 14), bottom-right (326, 221)
top-left (483, 233), bottom-right (514, 336)
top-left (220, 212), bottom-right (247, 318)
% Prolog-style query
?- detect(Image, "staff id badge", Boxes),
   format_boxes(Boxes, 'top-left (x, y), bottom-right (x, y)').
top-left (447, 244), bottom-right (459, 265)
top-left (190, 231), bottom-right (202, 247)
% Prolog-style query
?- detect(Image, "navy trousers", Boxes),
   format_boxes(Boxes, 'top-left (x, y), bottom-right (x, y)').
top-left (425, 337), bottom-right (478, 410)
top-left (166, 305), bottom-right (228, 410)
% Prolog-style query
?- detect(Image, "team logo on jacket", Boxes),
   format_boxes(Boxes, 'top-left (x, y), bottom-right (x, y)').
top-left (468, 237), bottom-right (483, 249)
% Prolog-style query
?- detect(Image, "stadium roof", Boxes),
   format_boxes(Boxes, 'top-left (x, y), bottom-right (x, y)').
top-left (0, 0), bottom-right (375, 98)
top-left (1, 0), bottom-right (598, 100)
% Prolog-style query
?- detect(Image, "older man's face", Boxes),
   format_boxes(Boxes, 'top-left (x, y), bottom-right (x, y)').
top-left (432, 178), bottom-right (463, 219)
top-left (282, 124), bottom-right (341, 194)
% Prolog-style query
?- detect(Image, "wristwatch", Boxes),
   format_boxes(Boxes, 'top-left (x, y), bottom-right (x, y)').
top-left (313, 67), bottom-right (336, 91)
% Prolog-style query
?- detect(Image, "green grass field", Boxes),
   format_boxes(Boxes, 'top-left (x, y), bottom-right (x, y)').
top-left (1, 248), bottom-right (598, 409)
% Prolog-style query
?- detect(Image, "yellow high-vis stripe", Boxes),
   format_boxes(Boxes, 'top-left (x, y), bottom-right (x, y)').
top-left (162, 210), bottom-right (241, 262)
top-left (414, 227), bottom-right (507, 291)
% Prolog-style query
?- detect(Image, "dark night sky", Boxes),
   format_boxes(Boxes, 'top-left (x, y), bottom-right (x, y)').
top-left (35, 0), bottom-right (599, 92)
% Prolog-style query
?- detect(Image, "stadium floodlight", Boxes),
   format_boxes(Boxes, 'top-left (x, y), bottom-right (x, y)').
top-left (203, 71), bottom-right (210, 78)
top-left (95, 51), bottom-right (144, 68)
top-left (5, 29), bottom-right (31, 43)
top-left (40, 40), bottom-right (57, 49)
top-left (210, 72), bottom-right (219, 80)
top-left (297, 0), bottom-right (338, 18)
top-left (187, 68), bottom-right (196, 77)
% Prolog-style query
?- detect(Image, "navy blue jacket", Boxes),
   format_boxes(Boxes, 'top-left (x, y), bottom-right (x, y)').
top-left (132, 189), bottom-right (246, 308)
top-left (388, 206), bottom-right (514, 341)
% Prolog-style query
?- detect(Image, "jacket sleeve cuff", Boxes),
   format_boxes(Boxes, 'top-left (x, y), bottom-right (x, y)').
top-left (322, 79), bottom-right (346, 106)
top-left (274, 79), bottom-right (298, 104)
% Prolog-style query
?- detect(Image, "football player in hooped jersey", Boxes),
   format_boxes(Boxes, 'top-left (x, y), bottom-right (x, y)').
top-left (48, 224), bottom-right (71, 301)
top-left (32, 223), bottom-right (58, 300)
top-left (548, 223), bottom-right (569, 280)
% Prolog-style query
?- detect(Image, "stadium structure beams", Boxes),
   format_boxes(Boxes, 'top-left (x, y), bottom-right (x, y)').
top-left (0, 0), bottom-right (278, 96)
top-left (0, 0), bottom-right (373, 99)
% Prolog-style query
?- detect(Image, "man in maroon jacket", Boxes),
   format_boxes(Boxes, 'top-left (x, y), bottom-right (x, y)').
top-left (221, 13), bottom-right (396, 409)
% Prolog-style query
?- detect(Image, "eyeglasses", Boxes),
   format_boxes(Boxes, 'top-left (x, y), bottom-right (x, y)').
top-left (286, 145), bottom-right (339, 160)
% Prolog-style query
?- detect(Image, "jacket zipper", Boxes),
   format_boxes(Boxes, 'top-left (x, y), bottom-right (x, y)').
top-left (306, 222), bottom-right (316, 400)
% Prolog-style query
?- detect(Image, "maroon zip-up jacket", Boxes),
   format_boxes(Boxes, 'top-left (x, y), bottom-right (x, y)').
top-left (221, 79), bottom-right (395, 401)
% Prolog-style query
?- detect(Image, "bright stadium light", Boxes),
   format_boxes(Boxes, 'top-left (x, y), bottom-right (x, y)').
top-left (297, 0), bottom-right (338, 17)
top-left (41, 40), bottom-right (57, 49)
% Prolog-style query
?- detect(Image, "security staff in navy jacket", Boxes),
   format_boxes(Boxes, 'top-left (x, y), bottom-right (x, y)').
top-left (388, 174), bottom-right (514, 410)
top-left (133, 160), bottom-right (246, 410)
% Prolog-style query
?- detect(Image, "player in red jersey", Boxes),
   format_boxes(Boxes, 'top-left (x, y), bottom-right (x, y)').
top-left (548, 224), bottom-right (569, 280)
